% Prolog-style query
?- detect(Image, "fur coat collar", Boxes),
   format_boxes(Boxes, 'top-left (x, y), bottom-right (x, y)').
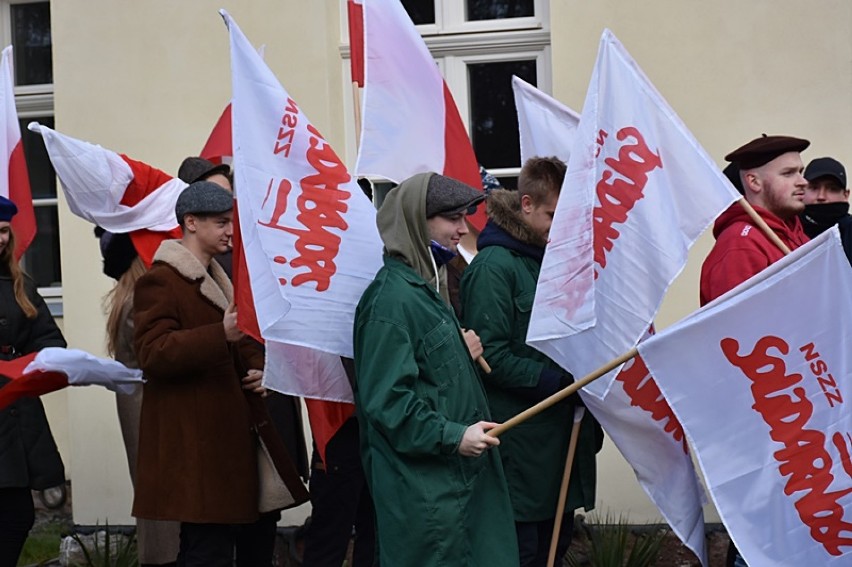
top-left (152, 240), bottom-right (232, 311)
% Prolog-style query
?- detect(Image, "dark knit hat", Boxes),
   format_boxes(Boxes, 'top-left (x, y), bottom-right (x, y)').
top-left (94, 227), bottom-right (138, 280)
top-left (175, 181), bottom-right (233, 223)
top-left (425, 173), bottom-right (484, 218)
top-left (0, 195), bottom-right (17, 222)
top-left (724, 135), bottom-right (810, 170)
top-left (804, 157), bottom-right (846, 187)
top-left (177, 157), bottom-right (231, 184)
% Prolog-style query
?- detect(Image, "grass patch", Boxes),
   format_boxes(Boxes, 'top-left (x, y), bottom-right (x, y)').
top-left (18, 520), bottom-right (70, 566)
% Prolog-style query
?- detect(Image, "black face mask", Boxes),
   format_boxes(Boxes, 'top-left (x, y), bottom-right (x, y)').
top-left (800, 202), bottom-right (850, 238)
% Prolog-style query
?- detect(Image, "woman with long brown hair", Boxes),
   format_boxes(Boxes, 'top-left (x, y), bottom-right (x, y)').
top-left (98, 229), bottom-right (179, 567)
top-left (0, 196), bottom-right (66, 564)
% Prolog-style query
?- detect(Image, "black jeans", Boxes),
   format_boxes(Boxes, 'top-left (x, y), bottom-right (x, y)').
top-left (302, 419), bottom-right (375, 567)
top-left (177, 511), bottom-right (279, 567)
top-left (516, 513), bottom-right (574, 567)
top-left (0, 487), bottom-right (35, 567)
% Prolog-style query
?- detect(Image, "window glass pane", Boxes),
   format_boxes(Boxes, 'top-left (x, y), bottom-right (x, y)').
top-left (466, 0), bottom-right (534, 21)
top-left (22, 205), bottom-right (60, 287)
top-left (468, 60), bottom-right (536, 169)
top-left (401, 0), bottom-right (436, 25)
top-left (495, 175), bottom-right (518, 191)
top-left (11, 1), bottom-right (52, 86)
top-left (19, 115), bottom-right (55, 199)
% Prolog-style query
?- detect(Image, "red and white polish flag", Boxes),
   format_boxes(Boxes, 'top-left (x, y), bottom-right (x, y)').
top-left (223, 11), bottom-right (385, 458)
top-left (514, 77), bottom-right (708, 565)
top-left (639, 228), bottom-right (852, 566)
top-left (27, 122), bottom-right (184, 265)
top-left (527, 29), bottom-right (740, 399)
top-left (351, 0), bottom-right (486, 230)
top-left (0, 46), bottom-right (35, 259)
top-left (0, 347), bottom-right (143, 410)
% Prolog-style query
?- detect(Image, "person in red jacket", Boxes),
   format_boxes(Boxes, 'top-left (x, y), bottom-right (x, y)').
top-left (700, 135), bottom-right (810, 567)
top-left (700, 135), bottom-right (811, 306)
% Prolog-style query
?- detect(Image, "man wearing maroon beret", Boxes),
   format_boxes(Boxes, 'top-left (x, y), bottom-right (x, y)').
top-left (700, 135), bottom-right (810, 306)
top-left (700, 135), bottom-right (810, 567)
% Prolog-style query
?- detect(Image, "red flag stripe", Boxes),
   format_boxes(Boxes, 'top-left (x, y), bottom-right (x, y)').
top-left (9, 140), bottom-right (35, 259)
top-left (200, 104), bottom-right (233, 165)
top-left (347, 0), bottom-right (365, 87)
top-left (441, 82), bottom-right (486, 231)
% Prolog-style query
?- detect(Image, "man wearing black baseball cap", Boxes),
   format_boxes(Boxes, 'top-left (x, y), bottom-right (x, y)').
top-left (700, 134), bottom-right (811, 305)
top-left (798, 157), bottom-right (852, 264)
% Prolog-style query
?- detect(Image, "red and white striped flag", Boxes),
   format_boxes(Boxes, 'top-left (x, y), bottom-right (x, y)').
top-left (351, 0), bottom-right (486, 229)
top-left (0, 348), bottom-right (143, 410)
top-left (639, 228), bottom-right (852, 566)
top-left (0, 46), bottom-right (35, 259)
top-left (26, 123), bottom-right (183, 265)
top-left (528, 29), bottom-right (740, 399)
top-left (514, 77), bottom-right (708, 564)
top-left (223, 10), bottom-right (384, 460)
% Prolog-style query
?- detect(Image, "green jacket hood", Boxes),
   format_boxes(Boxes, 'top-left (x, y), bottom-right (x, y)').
top-left (376, 172), bottom-right (448, 302)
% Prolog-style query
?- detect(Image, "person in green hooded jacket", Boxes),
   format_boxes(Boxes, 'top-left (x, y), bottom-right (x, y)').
top-left (353, 172), bottom-right (519, 567)
top-left (460, 157), bottom-right (603, 567)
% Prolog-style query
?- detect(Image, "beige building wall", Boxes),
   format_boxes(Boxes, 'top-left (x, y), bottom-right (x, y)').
top-left (45, 0), bottom-right (852, 529)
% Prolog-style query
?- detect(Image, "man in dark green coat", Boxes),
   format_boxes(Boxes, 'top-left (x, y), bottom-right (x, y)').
top-left (353, 172), bottom-right (519, 567)
top-left (460, 157), bottom-right (603, 567)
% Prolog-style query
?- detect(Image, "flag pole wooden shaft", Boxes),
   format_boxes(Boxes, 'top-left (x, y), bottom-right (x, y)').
top-left (352, 82), bottom-right (362, 152)
top-left (546, 407), bottom-right (585, 567)
top-left (488, 347), bottom-right (638, 438)
top-left (477, 355), bottom-right (491, 374)
top-left (736, 198), bottom-right (791, 255)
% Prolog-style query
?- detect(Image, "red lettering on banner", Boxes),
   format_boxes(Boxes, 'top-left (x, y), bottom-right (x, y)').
top-left (594, 129), bottom-right (608, 158)
top-left (616, 354), bottom-right (687, 453)
top-left (273, 98), bottom-right (300, 157)
top-left (260, 123), bottom-right (351, 292)
top-left (800, 342), bottom-right (844, 408)
top-left (593, 127), bottom-right (662, 277)
top-left (721, 335), bottom-right (852, 555)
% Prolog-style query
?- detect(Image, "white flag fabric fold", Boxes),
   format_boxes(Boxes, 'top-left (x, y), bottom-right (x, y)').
top-left (512, 76), bottom-right (580, 166)
top-left (27, 122), bottom-right (185, 233)
top-left (26, 347), bottom-right (143, 395)
top-left (223, 10), bottom-right (383, 403)
top-left (639, 228), bottom-right (852, 566)
top-left (528, 29), bottom-right (740, 399)
top-left (512, 72), bottom-right (707, 563)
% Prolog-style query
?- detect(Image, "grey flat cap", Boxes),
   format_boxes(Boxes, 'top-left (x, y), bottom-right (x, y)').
top-left (175, 181), bottom-right (233, 223)
top-left (177, 156), bottom-right (231, 184)
top-left (425, 173), bottom-right (484, 218)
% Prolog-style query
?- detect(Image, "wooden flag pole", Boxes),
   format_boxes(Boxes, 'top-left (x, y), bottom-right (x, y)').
top-left (488, 347), bottom-right (637, 438)
top-left (736, 197), bottom-right (791, 254)
top-left (352, 81), bottom-right (362, 152)
top-left (546, 407), bottom-right (585, 567)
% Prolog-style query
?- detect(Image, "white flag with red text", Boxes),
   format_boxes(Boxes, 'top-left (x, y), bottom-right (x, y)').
top-left (639, 228), bottom-right (852, 566)
top-left (223, 11), bottom-right (383, 404)
top-left (26, 122), bottom-right (184, 264)
top-left (352, 0), bottom-right (486, 229)
top-left (528, 29), bottom-right (740, 399)
top-left (0, 46), bottom-right (35, 259)
top-left (512, 76), bottom-right (580, 166)
top-left (513, 78), bottom-right (708, 563)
